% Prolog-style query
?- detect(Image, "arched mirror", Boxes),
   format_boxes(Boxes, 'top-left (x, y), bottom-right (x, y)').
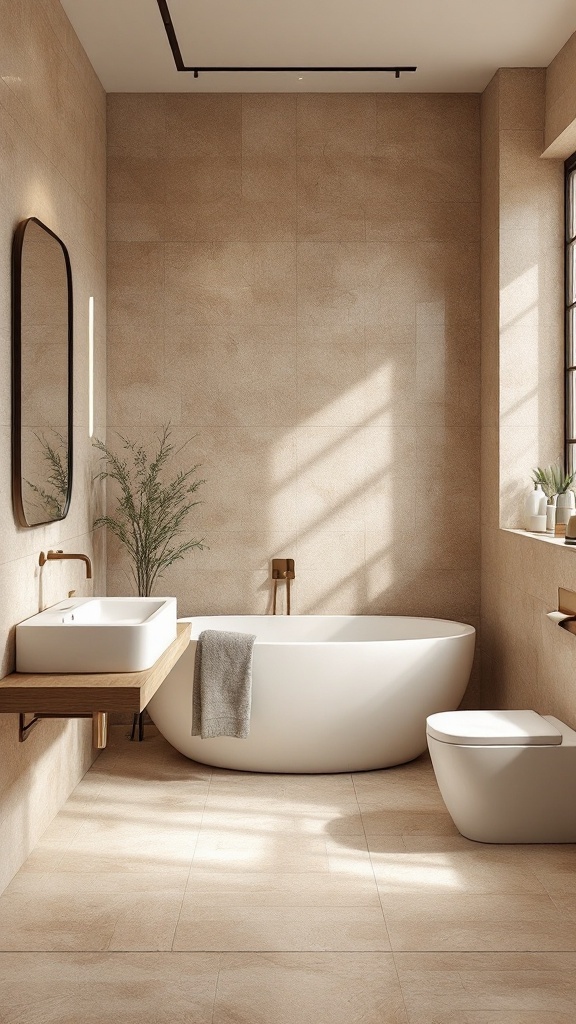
top-left (12, 217), bottom-right (73, 527)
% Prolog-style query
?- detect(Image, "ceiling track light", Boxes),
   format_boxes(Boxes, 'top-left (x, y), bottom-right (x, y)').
top-left (156, 0), bottom-right (417, 79)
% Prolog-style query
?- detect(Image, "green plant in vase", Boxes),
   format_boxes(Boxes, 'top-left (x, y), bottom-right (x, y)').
top-left (92, 425), bottom-right (206, 597)
top-left (532, 461), bottom-right (576, 529)
top-left (531, 463), bottom-right (576, 501)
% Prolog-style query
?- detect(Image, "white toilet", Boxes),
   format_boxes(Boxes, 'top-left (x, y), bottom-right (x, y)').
top-left (427, 710), bottom-right (576, 843)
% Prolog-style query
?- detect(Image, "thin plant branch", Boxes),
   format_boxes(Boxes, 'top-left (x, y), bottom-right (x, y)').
top-left (24, 430), bottom-right (69, 519)
top-left (93, 424), bottom-right (206, 597)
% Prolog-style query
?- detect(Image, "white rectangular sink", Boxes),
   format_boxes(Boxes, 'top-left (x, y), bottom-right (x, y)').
top-left (16, 597), bottom-right (178, 673)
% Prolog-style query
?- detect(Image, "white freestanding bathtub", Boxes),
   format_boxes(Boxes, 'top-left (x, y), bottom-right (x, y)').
top-left (148, 615), bottom-right (475, 773)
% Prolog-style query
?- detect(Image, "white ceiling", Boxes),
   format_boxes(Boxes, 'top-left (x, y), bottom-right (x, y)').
top-left (61, 0), bottom-right (576, 93)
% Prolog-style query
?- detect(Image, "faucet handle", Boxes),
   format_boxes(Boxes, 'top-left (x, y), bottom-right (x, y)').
top-left (271, 557), bottom-right (295, 579)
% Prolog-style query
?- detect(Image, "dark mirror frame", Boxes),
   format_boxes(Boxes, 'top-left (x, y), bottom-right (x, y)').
top-left (11, 217), bottom-right (74, 528)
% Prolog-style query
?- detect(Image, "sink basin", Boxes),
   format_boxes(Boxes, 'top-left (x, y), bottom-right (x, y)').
top-left (16, 597), bottom-right (178, 673)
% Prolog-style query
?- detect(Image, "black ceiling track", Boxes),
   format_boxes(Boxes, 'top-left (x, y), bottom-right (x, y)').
top-left (156, 0), bottom-right (417, 78)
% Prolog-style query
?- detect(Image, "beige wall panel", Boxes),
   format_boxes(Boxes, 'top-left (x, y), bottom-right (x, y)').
top-left (481, 68), bottom-right (576, 724)
top-left (0, 0), bottom-right (106, 892)
top-left (107, 94), bottom-right (481, 654)
top-left (545, 31), bottom-right (576, 157)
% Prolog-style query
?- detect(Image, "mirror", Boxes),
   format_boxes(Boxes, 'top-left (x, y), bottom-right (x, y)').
top-left (12, 218), bottom-right (73, 527)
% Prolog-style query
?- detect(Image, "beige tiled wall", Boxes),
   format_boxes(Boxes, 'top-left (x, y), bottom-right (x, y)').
top-left (545, 31), bottom-right (576, 157)
top-left (480, 69), bottom-right (576, 719)
top-left (0, 0), bottom-right (106, 892)
top-left (107, 93), bottom-right (481, 690)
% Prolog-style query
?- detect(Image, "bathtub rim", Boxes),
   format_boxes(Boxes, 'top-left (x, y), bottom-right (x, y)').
top-left (180, 614), bottom-right (476, 645)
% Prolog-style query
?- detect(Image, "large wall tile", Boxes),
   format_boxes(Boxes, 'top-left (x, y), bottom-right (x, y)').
top-left (0, 0), bottom-right (106, 893)
top-left (107, 94), bottom-right (480, 669)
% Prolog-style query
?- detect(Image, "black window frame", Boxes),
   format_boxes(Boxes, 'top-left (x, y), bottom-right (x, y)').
top-left (565, 151), bottom-right (576, 475)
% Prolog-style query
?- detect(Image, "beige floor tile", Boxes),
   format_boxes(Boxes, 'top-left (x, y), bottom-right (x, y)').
top-left (0, 952), bottom-right (221, 1023)
top-left (107, 892), bottom-right (185, 951)
top-left (16, 842), bottom-right (69, 873)
top-left (383, 892), bottom-right (576, 951)
top-left (0, 891), bottom-right (184, 952)
top-left (550, 895), bottom-right (576, 922)
top-left (0, 892), bottom-right (119, 952)
top-left (97, 741), bottom-right (212, 783)
top-left (301, 810), bottom-right (367, 835)
top-left (93, 762), bottom-right (212, 789)
top-left (199, 801), bottom-right (365, 836)
top-left (81, 805), bottom-right (207, 833)
top-left (325, 837), bottom-right (376, 877)
top-left (357, 786), bottom-right (448, 812)
top-left (353, 756), bottom-right (433, 788)
top-left (53, 840), bottom-right (196, 874)
top-left (393, 952), bottom-right (576, 970)
top-left (361, 807), bottom-right (459, 837)
top-left (521, 845), bottom-right (576, 895)
top-left (192, 830), bottom-right (329, 872)
top-left (209, 768), bottom-right (358, 796)
top-left (401, 835), bottom-right (503, 853)
top-left (395, 951), bottom-right (576, 1022)
top-left (212, 951), bottom-right (408, 1023)
top-left (443, 1014), bottom-right (576, 1022)
top-left (87, 788), bottom-right (209, 819)
top-left (191, 830), bottom-right (372, 875)
top-left (72, 819), bottom-right (203, 845)
top-left (39, 801), bottom-right (103, 845)
top-left (184, 869), bottom-right (381, 906)
top-left (173, 905), bottom-right (390, 952)
top-left (5, 869), bottom-right (190, 897)
top-left (371, 847), bottom-right (546, 895)
top-left (353, 774), bottom-right (443, 804)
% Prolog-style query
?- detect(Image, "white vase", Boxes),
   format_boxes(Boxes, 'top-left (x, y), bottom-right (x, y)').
top-left (556, 491), bottom-right (576, 525)
top-left (524, 484), bottom-right (545, 529)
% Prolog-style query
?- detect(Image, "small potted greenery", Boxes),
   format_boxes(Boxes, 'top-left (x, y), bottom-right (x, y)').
top-left (532, 463), bottom-right (576, 527)
top-left (92, 425), bottom-right (206, 597)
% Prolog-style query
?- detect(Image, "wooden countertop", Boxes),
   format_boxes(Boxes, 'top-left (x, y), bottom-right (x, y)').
top-left (0, 622), bottom-right (191, 714)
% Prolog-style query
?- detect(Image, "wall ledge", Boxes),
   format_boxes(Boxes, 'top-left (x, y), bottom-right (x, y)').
top-left (504, 527), bottom-right (576, 550)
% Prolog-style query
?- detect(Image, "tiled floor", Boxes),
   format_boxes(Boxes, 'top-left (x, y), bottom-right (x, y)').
top-left (2, 727), bottom-right (576, 1021)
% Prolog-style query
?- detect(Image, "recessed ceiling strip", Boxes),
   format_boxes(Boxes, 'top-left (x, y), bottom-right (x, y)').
top-left (156, 0), bottom-right (417, 78)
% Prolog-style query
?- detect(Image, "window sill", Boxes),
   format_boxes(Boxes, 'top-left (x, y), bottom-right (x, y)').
top-left (505, 528), bottom-right (576, 550)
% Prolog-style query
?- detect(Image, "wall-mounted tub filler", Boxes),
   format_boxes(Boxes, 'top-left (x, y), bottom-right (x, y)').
top-left (271, 558), bottom-right (295, 615)
top-left (39, 549), bottom-right (93, 578)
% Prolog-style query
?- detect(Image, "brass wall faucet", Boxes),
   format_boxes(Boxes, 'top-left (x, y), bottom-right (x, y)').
top-left (39, 549), bottom-right (93, 579)
top-left (271, 558), bottom-right (295, 615)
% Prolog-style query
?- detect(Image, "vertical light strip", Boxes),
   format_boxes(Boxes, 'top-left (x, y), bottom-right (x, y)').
top-left (88, 295), bottom-right (94, 438)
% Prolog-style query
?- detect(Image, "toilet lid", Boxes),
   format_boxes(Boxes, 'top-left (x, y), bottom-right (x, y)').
top-left (427, 710), bottom-right (563, 746)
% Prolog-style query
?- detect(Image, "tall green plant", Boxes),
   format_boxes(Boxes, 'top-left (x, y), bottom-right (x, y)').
top-left (93, 426), bottom-right (206, 597)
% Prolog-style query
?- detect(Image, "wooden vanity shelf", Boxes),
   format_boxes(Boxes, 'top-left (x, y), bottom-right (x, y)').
top-left (0, 622), bottom-right (191, 745)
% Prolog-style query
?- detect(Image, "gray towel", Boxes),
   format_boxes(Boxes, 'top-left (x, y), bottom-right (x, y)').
top-left (191, 629), bottom-right (256, 739)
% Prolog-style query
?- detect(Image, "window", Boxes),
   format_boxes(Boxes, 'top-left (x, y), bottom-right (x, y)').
top-left (566, 152), bottom-right (576, 474)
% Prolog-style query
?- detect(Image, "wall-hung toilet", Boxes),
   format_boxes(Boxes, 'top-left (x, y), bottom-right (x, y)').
top-left (427, 710), bottom-right (576, 843)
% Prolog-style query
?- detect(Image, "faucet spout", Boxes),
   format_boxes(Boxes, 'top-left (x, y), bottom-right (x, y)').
top-left (39, 550), bottom-right (93, 579)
